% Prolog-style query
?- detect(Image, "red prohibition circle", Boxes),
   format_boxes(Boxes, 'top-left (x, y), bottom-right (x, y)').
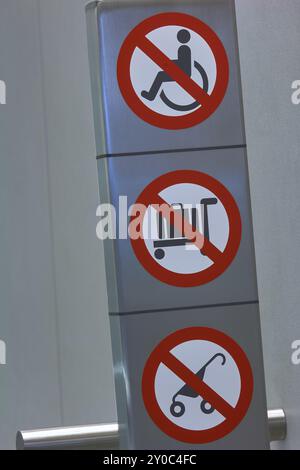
top-left (117, 12), bottom-right (229, 130)
top-left (130, 170), bottom-right (242, 288)
top-left (142, 327), bottom-right (253, 444)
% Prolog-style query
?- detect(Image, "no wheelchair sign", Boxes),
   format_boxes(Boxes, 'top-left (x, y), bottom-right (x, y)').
top-left (117, 12), bottom-right (229, 129)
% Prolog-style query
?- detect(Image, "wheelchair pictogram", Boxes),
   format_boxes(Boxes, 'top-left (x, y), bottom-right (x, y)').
top-left (141, 29), bottom-right (209, 112)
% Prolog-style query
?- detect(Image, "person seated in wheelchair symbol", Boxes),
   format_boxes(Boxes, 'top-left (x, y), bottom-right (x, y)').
top-left (141, 29), bottom-right (209, 112)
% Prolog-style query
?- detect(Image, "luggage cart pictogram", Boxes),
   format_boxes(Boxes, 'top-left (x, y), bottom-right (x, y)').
top-left (170, 353), bottom-right (226, 418)
top-left (154, 198), bottom-right (218, 260)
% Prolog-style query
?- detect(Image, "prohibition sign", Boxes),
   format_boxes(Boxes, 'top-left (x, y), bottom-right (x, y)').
top-left (117, 12), bottom-right (229, 129)
top-left (142, 327), bottom-right (253, 444)
top-left (130, 170), bottom-right (242, 288)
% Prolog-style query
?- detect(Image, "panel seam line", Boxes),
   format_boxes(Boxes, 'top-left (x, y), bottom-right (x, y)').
top-left (109, 299), bottom-right (259, 317)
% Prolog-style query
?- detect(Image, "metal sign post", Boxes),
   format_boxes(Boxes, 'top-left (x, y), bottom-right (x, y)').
top-left (86, 0), bottom-right (269, 450)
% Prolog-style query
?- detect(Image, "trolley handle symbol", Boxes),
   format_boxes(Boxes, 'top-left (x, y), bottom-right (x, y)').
top-left (170, 353), bottom-right (226, 418)
top-left (154, 198), bottom-right (218, 260)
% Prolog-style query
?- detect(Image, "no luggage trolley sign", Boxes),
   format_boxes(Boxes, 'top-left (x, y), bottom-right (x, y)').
top-left (130, 170), bottom-right (241, 287)
top-left (142, 327), bottom-right (253, 444)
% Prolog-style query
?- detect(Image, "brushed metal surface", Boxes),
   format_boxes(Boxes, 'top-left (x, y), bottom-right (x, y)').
top-left (87, 0), bottom-right (246, 156)
top-left (16, 410), bottom-right (285, 450)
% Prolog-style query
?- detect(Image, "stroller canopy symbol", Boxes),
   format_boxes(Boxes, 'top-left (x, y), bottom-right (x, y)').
top-left (170, 353), bottom-right (226, 418)
top-left (141, 29), bottom-right (209, 112)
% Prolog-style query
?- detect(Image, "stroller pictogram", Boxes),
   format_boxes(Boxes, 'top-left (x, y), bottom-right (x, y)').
top-left (154, 198), bottom-right (218, 260)
top-left (170, 353), bottom-right (226, 418)
top-left (141, 29), bottom-right (209, 112)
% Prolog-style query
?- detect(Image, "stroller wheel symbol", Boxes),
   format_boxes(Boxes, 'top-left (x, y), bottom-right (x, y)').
top-left (170, 400), bottom-right (186, 418)
top-left (200, 400), bottom-right (215, 415)
top-left (169, 353), bottom-right (226, 418)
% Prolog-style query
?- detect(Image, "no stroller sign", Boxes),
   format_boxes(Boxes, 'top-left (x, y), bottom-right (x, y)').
top-left (142, 327), bottom-right (253, 444)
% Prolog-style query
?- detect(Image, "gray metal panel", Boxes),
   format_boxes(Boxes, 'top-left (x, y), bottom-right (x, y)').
top-left (111, 302), bottom-right (270, 449)
top-left (235, 0), bottom-right (300, 450)
top-left (90, 0), bottom-right (245, 156)
top-left (99, 147), bottom-right (259, 314)
top-left (87, 0), bottom-right (268, 451)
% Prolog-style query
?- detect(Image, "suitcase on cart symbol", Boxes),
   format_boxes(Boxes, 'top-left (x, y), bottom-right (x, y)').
top-left (154, 198), bottom-right (218, 260)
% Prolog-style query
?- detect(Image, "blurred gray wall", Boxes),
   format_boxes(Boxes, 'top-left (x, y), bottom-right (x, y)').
top-left (0, 0), bottom-right (116, 450)
top-left (0, 0), bottom-right (299, 449)
top-left (235, 0), bottom-right (300, 450)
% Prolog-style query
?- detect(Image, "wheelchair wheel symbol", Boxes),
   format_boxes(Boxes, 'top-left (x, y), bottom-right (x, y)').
top-left (160, 61), bottom-right (209, 112)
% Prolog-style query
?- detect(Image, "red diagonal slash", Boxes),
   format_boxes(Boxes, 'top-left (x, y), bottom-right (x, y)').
top-left (137, 36), bottom-right (211, 108)
top-left (163, 351), bottom-right (236, 420)
top-left (152, 193), bottom-right (223, 265)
